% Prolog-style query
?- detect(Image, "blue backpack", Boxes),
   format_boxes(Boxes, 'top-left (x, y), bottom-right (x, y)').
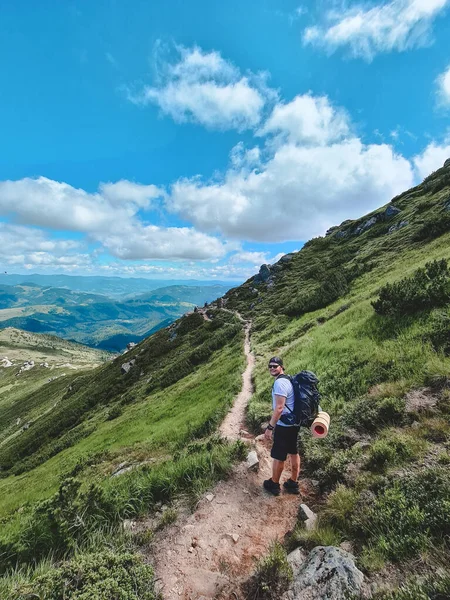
top-left (277, 371), bottom-right (321, 427)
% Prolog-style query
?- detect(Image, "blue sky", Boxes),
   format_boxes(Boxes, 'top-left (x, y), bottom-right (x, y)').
top-left (1, 0), bottom-right (450, 281)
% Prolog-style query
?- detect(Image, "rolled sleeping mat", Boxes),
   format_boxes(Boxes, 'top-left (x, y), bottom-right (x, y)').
top-left (311, 411), bottom-right (330, 438)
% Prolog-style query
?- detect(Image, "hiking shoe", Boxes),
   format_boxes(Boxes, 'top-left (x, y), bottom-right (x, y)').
top-left (263, 478), bottom-right (281, 496)
top-left (283, 479), bottom-right (300, 495)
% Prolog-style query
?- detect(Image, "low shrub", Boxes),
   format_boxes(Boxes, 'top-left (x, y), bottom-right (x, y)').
top-left (373, 572), bottom-right (450, 599)
top-left (412, 212), bottom-right (450, 241)
top-left (9, 550), bottom-right (158, 600)
top-left (372, 259), bottom-right (450, 316)
top-left (284, 269), bottom-right (349, 317)
top-left (343, 396), bottom-right (406, 433)
top-left (364, 434), bottom-right (418, 472)
top-left (244, 541), bottom-right (293, 600)
top-left (356, 468), bottom-right (450, 562)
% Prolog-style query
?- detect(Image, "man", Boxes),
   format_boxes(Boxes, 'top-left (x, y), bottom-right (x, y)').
top-left (263, 356), bottom-right (300, 496)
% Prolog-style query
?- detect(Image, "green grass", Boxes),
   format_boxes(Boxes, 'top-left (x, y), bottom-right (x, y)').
top-left (0, 323), bottom-right (244, 518)
top-left (1, 169), bottom-right (450, 592)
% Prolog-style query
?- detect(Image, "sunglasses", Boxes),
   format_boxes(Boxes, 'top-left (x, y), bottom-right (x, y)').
top-left (268, 364), bottom-right (280, 369)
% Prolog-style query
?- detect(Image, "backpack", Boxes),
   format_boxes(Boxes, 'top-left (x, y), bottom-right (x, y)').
top-left (276, 371), bottom-right (321, 427)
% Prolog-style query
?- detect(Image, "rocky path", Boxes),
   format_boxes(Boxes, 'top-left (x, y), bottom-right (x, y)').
top-left (151, 319), bottom-right (307, 600)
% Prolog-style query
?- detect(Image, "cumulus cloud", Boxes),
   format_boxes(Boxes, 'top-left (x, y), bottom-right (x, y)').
top-left (0, 177), bottom-right (226, 261)
top-left (413, 139), bottom-right (450, 179)
top-left (259, 94), bottom-right (350, 145)
top-left (98, 223), bottom-right (226, 261)
top-left (0, 177), bottom-right (129, 233)
top-left (437, 64), bottom-right (450, 106)
top-left (167, 94), bottom-right (414, 242)
top-left (0, 223), bottom-right (90, 270)
top-left (100, 180), bottom-right (162, 208)
top-left (303, 0), bottom-right (450, 60)
top-left (127, 45), bottom-right (275, 131)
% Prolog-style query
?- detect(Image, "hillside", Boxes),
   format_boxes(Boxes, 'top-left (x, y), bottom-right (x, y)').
top-left (1, 162), bottom-right (450, 599)
top-left (0, 283), bottom-right (232, 351)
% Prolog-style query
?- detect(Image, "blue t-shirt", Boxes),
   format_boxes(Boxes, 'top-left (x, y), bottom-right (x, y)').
top-left (272, 376), bottom-right (295, 427)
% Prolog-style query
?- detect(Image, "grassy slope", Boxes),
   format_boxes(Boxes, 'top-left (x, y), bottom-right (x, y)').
top-left (223, 166), bottom-right (450, 583)
top-left (1, 165), bottom-right (450, 596)
top-left (0, 311), bottom-right (244, 519)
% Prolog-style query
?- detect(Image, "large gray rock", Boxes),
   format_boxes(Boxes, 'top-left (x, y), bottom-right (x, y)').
top-left (444, 158), bottom-right (450, 168)
top-left (254, 264), bottom-right (271, 283)
top-left (384, 205), bottom-right (401, 219)
top-left (121, 358), bottom-right (136, 374)
top-left (282, 546), bottom-right (364, 600)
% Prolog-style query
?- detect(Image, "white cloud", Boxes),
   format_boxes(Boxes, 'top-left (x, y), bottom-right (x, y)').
top-left (98, 224), bottom-right (226, 261)
top-left (228, 250), bottom-right (281, 266)
top-left (127, 45), bottom-right (274, 131)
top-left (259, 94), bottom-right (350, 145)
top-left (0, 177), bottom-right (227, 261)
top-left (0, 177), bottom-right (128, 233)
top-left (100, 180), bottom-right (162, 208)
top-left (413, 139), bottom-right (450, 179)
top-left (303, 0), bottom-right (450, 60)
top-left (167, 94), bottom-right (414, 242)
top-left (437, 64), bottom-right (450, 106)
top-left (0, 223), bottom-right (90, 270)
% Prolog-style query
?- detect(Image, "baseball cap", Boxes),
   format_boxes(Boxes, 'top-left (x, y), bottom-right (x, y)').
top-left (268, 356), bottom-right (283, 367)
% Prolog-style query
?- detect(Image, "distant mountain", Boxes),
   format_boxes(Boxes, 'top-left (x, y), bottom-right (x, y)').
top-left (0, 282), bottom-right (231, 351)
top-left (0, 274), bottom-right (241, 299)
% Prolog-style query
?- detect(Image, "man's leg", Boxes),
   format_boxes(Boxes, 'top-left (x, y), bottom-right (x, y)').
top-left (272, 458), bottom-right (285, 484)
top-left (289, 453), bottom-right (300, 481)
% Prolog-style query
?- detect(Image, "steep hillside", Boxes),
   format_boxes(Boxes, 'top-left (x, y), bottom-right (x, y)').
top-left (0, 328), bottom-right (111, 454)
top-left (1, 162), bottom-right (450, 598)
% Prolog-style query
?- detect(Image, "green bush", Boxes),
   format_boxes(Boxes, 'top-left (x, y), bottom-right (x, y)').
top-left (13, 551), bottom-right (157, 600)
top-left (413, 212), bottom-right (450, 241)
top-left (343, 396), bottom-right (406, 433)
top-left (428, 308), bottom-right (450, 354)
top-left (356, 468), bottom-right (450, 562)
top-left (244, 541), bottom-right (293, 600)
top-left (364, 435), bottom-right (416, 472)
top-left (373, 572), bottom-right (450, 599)
top-left (372, 259), bottom-right (450, 316)
top-left (284, 269), bottom-right (349, 317)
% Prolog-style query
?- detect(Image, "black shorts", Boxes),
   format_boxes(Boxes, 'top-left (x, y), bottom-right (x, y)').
top-left (271, 425), bottom-right (300, 461)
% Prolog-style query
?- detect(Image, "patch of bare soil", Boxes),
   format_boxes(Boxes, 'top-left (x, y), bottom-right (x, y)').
top-left (149, 320), bottom-right (306, 600)
top-left (405, 387), bottom-right (438, 413)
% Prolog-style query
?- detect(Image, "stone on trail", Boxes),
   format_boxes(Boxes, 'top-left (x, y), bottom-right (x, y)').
top-left (246, 450), bottom-right (259, 471)
top-left (298, 503), bottom-right (317, 531)
top-left (205, 493), bottom-right (215, 502)
top-left (282, 546), bottom-right (365, 600)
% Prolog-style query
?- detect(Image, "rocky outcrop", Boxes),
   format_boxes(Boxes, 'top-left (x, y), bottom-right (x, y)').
top-left (444, 158), bottom-right (450, 168)
top-left (16, 360), bottom-right (35, 376)
top-left (388, 220), bottom-right (408, 234)
top-left (384, 205), bottom-right (401, 219)
top-left (121, 358), bottom-right (136, 375)
top-left (253, 264), bottom-right (272, 283)
top-left (282, 546), bottom-right (365, 600)
top-left (354, 216), bottom-right (377, 235)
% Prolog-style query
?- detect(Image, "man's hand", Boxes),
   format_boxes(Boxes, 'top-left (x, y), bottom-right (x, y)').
top-left (264, 427), bottom-right (273, 441)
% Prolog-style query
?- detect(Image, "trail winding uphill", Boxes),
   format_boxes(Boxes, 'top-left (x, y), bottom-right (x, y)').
top-left (150, 318), bottom-right (310, 600)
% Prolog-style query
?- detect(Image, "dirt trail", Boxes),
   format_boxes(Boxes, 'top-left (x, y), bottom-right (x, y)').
top-left (151, 318), bottom-right (307, 600)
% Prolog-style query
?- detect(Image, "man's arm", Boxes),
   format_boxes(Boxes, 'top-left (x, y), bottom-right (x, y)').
top-left (264, 394), bottom-right (286, 439)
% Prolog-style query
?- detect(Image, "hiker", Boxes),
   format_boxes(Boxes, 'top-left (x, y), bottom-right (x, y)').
top-left (263, 356), bottom-right (300, 496)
